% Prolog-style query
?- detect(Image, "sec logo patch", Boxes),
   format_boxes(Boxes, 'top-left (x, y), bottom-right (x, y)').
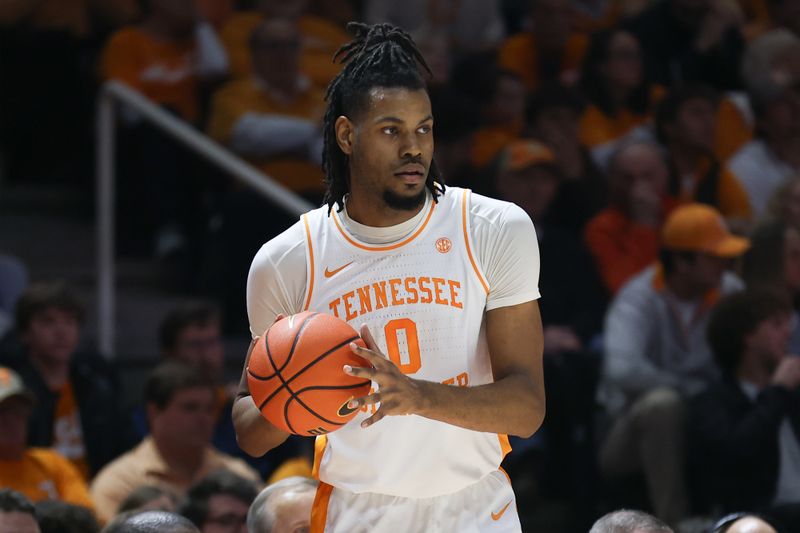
top-left (435, 237), bottom-right (452, 254)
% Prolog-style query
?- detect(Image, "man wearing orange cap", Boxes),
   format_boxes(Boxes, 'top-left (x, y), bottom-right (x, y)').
top-left (597, 203), bottom-right (749, 527)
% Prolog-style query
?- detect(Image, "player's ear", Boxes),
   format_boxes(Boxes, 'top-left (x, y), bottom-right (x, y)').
top-left (335, 116), bottom-right (354, 155)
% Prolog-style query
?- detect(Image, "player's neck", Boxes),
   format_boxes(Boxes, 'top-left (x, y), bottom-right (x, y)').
top-left (345, 193), bottom-right (426, 228)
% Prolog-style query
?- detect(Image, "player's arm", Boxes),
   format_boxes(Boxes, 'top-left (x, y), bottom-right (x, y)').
top-left (347, 303), bottom-right (544, 437)
top-left (233, 336), bottom-right (290, 457)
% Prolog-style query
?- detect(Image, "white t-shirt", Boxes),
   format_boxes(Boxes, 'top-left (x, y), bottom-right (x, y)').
top-left (247, 188), bottom-right (541, 338)
top-left (729, 140), bottom-right (796, 217)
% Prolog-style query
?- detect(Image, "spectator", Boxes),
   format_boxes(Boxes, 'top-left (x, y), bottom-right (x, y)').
top-left (0, 281), bottom-right (131, 479)
top-left (363, 0), bottom-right (505, 53)
top-left (158, 302), bottom-right (226, 383)
top-left (689, 290), bottom-right (800, 528)
top-left (743, 221), bottom-right (800, 359)
top-left (526, 84), bottom-right (607, 232)
top-left (589, 509), bottom-right (674, 533)
top-left (118, 485), bottom-right (178, 516)
top-left (100, 0), bottom-right (228, 266)
top-left (598, 203), bottom-right (748, 526)
top-left (482, 140), bottom-right (605, 528)
top-left (36, 500), bottom-right (99, 533)
top-left (625, 0), bottom-right (745, 89)
top-left (90, 362), bottom-right (259, 524)
top-left (577, 29), bottom-right (661, 162)
top-left (0, 367), bottom-right (92, 509)
top-left (656, 84), bottom-right (752, 224)
top-left (246, 476), bottom-right (317, 533)
top-left (100, 0), bottom-right (227, 125)
top-left (729, 29), bottom-right (800, 217)
top-left (179, 470), bottom-right (258, 533)
top-left (219, 0), bottom-right (348, 87)
top-left (460, 58), bottom-right (527, 169)
top-left (585, 140), bottom-right (675, 294)
top-left (498, 0), bottom-right (589, 90)
top-left (102, 510), bottom-right (200, 533)
top-left (207, 17), bottom-right (326, 199)
top-left (0, 489), bottom-right (40, 533)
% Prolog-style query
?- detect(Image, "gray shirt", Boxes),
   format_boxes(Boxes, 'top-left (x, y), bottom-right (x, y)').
top-left (599, 265), bottom-right (744, 416)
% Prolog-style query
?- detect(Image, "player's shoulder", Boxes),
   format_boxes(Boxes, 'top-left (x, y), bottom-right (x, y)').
top-left (463, 189), bottom-right (533, 232)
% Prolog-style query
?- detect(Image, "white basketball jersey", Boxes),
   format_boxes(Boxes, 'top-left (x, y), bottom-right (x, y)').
top-left (301, 187), bottom-right (511, 498)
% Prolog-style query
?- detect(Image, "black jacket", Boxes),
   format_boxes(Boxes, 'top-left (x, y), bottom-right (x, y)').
top-left (688, 375), bottom-right (800, 513)
top-left (0, 349), bottom-right (135, 477)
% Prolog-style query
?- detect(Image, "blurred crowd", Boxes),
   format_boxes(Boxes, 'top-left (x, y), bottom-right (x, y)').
top-left (3, 0), bottom-right (800, 531)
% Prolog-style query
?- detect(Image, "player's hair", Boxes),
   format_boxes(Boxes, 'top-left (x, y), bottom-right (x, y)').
top-left (14, 280), bottom-right (85, 333)
top-left (0, 489), bottom-right (36, 517)
top-left (179, 470), bottom-right (259, 528)
top-left (589, 509), bottom-right (673, 533)
top-left (36, 500), bottom-right (100, 533)
top-left (707, 289), bottom-right (791, 375)
top-left (321, 22), bottom-right (445, 214)
top-left (144, 361), bottom-right (214, 410)
top-left (246, 476), bottom-right (318, 533)
top-left (158, 302), bottom-right (221, 353)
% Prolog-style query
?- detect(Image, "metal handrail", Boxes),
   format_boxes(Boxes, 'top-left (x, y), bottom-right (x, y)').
top-left (96, 80), bottom-right (315, 356)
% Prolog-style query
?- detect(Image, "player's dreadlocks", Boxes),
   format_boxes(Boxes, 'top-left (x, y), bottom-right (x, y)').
top-left (322, 22), bottom-right (445, 214)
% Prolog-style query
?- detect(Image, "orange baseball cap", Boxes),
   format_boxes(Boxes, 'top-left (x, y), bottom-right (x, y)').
top-left (661, 203), bottom-right (750, 257)
top-left (501, 140), bottom-right (558, 172)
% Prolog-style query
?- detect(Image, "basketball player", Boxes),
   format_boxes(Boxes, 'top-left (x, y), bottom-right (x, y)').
top-left (233, 23), bottom-right (545, 532)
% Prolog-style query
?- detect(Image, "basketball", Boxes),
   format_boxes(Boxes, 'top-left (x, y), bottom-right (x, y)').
top-left (247, 311), bottom-right (372, 436)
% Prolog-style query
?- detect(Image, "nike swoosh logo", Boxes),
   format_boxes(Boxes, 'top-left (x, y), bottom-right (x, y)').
top-left (324, 262), bottom-right (353, 278)
top-left (491, 500), bottom-right (512, 521)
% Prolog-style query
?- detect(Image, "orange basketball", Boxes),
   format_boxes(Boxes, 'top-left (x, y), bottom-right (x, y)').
top-left (247, 311), bottom-right (372, 436)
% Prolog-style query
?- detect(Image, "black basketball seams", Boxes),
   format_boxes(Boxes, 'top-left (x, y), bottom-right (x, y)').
top-left (285, 393), bottom-right (348, 430)
top-left (257, 332), bottom-right (362, 420)
top-left (251, 312), bottom-right (319, 380)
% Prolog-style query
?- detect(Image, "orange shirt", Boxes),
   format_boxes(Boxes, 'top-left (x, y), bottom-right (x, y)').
top-left (469, 120), bottom-right (525, 169)
top-left (714, 97), bottom-right (753, 162)
top-left (584, 206), bottom-right (662, 294)
top-left (579, 86), bottom-right (665, 148)
top-left (52, 381), bottom-right (90, 480)
top-left (100, 26), bottom-right (198, 122)
top-left (220, 12), bottom-right (347, 88)
top-left (498, 32), bottom-right (589, 91)
top-left (0, 448), bottom-right (94, 510)
top-left (207, 77), bottom-right (326, 194)
top-left (672, 157), bottom-right (752, 220)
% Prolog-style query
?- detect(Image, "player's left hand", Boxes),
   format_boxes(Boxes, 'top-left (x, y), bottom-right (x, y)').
top-left (343, 324), bottom-right (426, 428)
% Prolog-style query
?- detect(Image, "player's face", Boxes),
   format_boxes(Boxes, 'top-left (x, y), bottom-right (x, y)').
top-left (337, 87), bottom-right (434, 216)
top-left (21, 307), bottom-right (80, 367)
top-left (171, 323), bottom-right (225, 379)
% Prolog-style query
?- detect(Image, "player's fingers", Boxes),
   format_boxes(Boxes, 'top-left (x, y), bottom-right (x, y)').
top-left (348, 392), bottom-right (381, 410)
top-left (343, 364), bottom-right (377, 379)
top-left (359, 323), bottom-right (380, 352)
top-left (360, 408), bottom-right (386, 428)
top-left (349, 342), bottom-right (387, 368)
